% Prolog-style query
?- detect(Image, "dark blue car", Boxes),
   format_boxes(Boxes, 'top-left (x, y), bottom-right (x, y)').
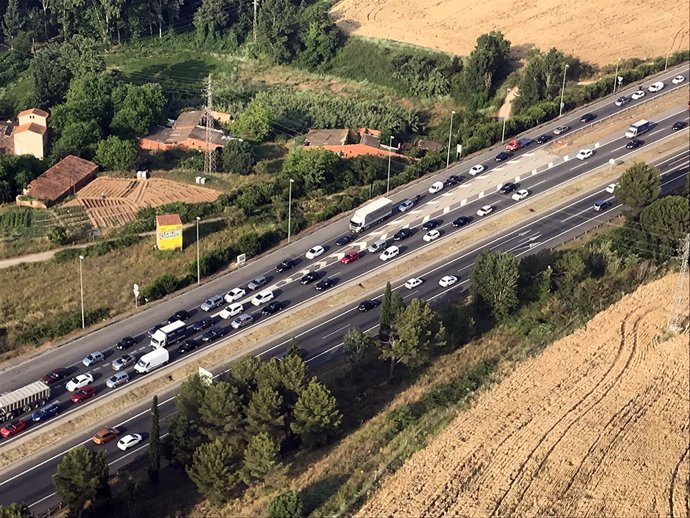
top-left (32, 402), bottom-right (60, 422)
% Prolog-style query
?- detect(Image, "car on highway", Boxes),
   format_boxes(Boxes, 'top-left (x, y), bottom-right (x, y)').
top-left (672, 121), bottom-right (687, 131)
top-left (499, 182), bottom-right (517, 194)
top-left (275, 348), bottom-right (309, 361)
top-left (422, 219), bottom-right (440, 230)
top-left (275, 259), bottom-right (295, 273)
top-left (341, 250), bottom-right (361, 264)
top-left (300, 272), bottom-right (319, 284)
top-left (1, 420), bottom-right (26, 438)
top-left (626, 138), bottom-right (644, 149)
top-left (367, 239), bottom-right (387, 253)
top-left (512, 189), bottom-right (530, 201)
top-left (358, 299), bottom-right (381, 312)
top-left (92, 428), bottom-right (119, 445)
top-left (305, 245), bottom-right (325, 260)
top-left (231, 314), bottom-right (253, 330)
top-left (117, 433), bottom-right (143, 451)
top-left (452, 216), bottom-right (470, 227)
top-left (41, 368), bottom-right (69, 385)
top-left (428, 181), bottom-right (445, 194)
top-left (335, 234), bottom-right (354, 246)
top-left (393, 228), bottom-right (412, 241)
top-left (65, 373), bottom-right (94, 392)
top-left (648, 81), bottom-right (665, 92)
top-left (536, 134), bottom-right (553, 144)
top-left (247, 276), bottom-right (268, 290)
top-left (111, 354), bottom-right (136, 371)
top-left (177, 338), bottom-right (200, 354)
top-left (261, 301), bottom-right (284, 316)
top-left (31, 402), bottom-right (60, 422)
top-left (576, 148), bottom-right (593, 160)
top-left (251, 289), bottom-right (274, 306)
top-left (315, 278), bottom-right (335, 291)
top-left (672, 75), bottom-right (685, 84)
top-left (439, 275), bottom-right (458, 288)
top-left (631, 89), bottom-right (645, 100)
top-left (423, 229), bottom-right (441, 242)
top-left (445, 174), bottom-right (463, 186)
top-left (469, 164), bottom-right (485, 176)
top-left (114, 336), bottom-right (136, 350)
top-left (224, 287), bottom-right (246, 303)
top-left (614, 96), bottom-right (630, 107)
top-left (168, 309), bottom-right (190, 322)
top-left (476, 205), bottom-right (494, 217)
top-left (379, 245), bottom-right (400, 261)
top-left (398, 199), bottom-right (414, 212)
top-left (605, 183), bottom-right (619, 194)
top-left (70, 386), bottom-right (96, 403)
top-left (200, 294), bottom-right (224, 311)
top-left (553, 125), bottom-right (570, 135)
top-left (201, 327), bottom-right (225, 342)
top-left (191, 316), bottom-right (213, 332)
top-left (219, 302), bottom-right (244, 319)
top-left (82, 351), bottom-right (104, 367)
top-left (580, 112), bottom-right (596, 123)
top-left (593, 200), bottom-right (611, 212)
top-left (494, 151), bottom-right (513, 162)
top-left (106, 371), bottom-right (129, 389)
top-left (404, 278), bottom-right (423, 289)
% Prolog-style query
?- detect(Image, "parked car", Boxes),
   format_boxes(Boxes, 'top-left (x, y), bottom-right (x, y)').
top-left (201, 327), bottom-right (225, 342)
top-left (168, 309), bottom-right (190, 322)
top-left (111, 354), bottom-right (136, 371)
top-left (219, 302), bottom-right (244, 319)
top-left (398, 199), bottom-right (414, 212)
top-left (428, 181), bottom-right (445, 194)
top-left (423, 230), bottom-right (441, 242)
top-left (593, 200), bottom-right (610, 212)
top-left (379, 245), bottom-right (400, 261)
top-left (614, 96), bottom-right (630, 107)
top-left (494, 151), bottom-right (513, 162)
top-left (117, 433), bottom-right (143, 451)
top-left (224, 287), bottom-right (246, 303)
top-left (358, 300), bottom-right (381, 312)
top-left (106, 371), bottom-right (130, 389)
top-left (452, 216), bottom-right (470, 227)
top-left (82, 351), bottom-right (104, 367)
top-left (300, 272), bottom-right (319, 284)
top-left (626, 138), bottom-right (644, 149)
top-left (247, 275), bottom-right (267, 290)
top-left (71, 386), bottom-right (97, 403)
top-left (191, 316), bottom-right (213, 332)
top-left (580, 112), bottom-right (596, 123)
top-left (672, 75), bottom-right (685, 84)
top-left (305, 246), bottom-right (325, 260)
top-left (261, 301), bottom-right (284, 316)
top-left (469, 164), bottom-right (485, 176)
top-left (251, 289), bottom-right (275, 306)
top-left (1, 420), bottom-right (26, 438)
top-left (31, 402), bottom-right (60, 422)
top-left (341, 250), bottom-right (361, 264)
top-left (393, 228), bottom-right (413, 241)
top-left (177, 339), bottom-right (200, 354)
top-left (499, 182), bottom-right (517, 194)
top-left (536, 134), bottom-right (553, 144)
top-left (476, 205), bottom-right (494, 217)
top-left (576, 148), bottom-right (593, 160)
top-left (672, 121), bottom-right (687, 131)
top-left (422, 219), bottom-right (440, 230)
top-left (648, 81), bottom-right (665, 92)
top-left (200, 294), bottom-right (224, 311)
top-left (439, 275), bottom-right (458, 288)
top-left (553, 125), bottom-right (570, 135)
top-left (41, 368), bottom-right (69, 385)
top-left (404, 278), bottom-right (423, 289)
top-left (511, 189), bottom-right (530, 201)
top-left (315, 279), bottom-right (335, 291)
top-left (66, 373), bottom-right (94, 392)
top-left (92, 428), bottom-right (119, 445)
top-left (275, 259), bottom-right (295, 273)
top-left (231, 314), bottom-right (253, 329)
top-left (335, 234), bottom-right (354, 246)
top-left (631, 89), bottom-right (645, 100)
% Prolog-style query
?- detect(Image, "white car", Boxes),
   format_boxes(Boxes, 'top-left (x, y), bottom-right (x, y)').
top-left (672, 75), bottom-right (685, 85)
top-left (379, 245), bottom-right (400, 261)
top-left (251, 289), bottom-right (274, 306)
top-left (117, 433), bottom-right (143, 451)
top-left (428, 181), bottom-right (445, 194)
top-left (648, 81), bottom-right (665, 92)
top-left (219, 302), bottom-right (243, 319)
top-left (231, 313), bottom-right (254, 329)
top-left (423, 229), bottom-right (441, 242)
top-left (576, 148), bottom-right (593, 160)
top-left (398, 199), bottom-right (414, 212)
top-left (305, 245), bottom-right (325, 260)
top-left (469, 164), bottom-right (485, 176)
top-left (82, 352), bottom-right (104, 367)
top-left (511, 189), bottom-right (530, 201)
top-left (66, 373), bottom-right (94, 392)
top-left (476, 205), bottom-right (494, 217)
top-left (631, 89), bottom-right (645, 100)
top-left (605, 183), bottom-right (618, 194)
top-left (439, 275), bottom-right (458, 288)
top-left (404, 278), bottom-right (423, 289)
top-left (224, 287), bottom-right (245, 303)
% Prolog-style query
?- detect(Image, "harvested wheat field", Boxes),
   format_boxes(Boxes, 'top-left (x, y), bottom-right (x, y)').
top-left (358, 273), bottom-right (690, 518)
top-left (64, 177), bottom-right (221, 228)
top-left (331, 0), bottom-right (688, 66)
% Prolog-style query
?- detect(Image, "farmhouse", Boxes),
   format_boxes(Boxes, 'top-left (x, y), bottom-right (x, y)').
top-left (18, 155), bottom-right (98, 208)
top-left (304, 127), bottom-right (401, 159)
top-left (12, 108), bottom-right (49, 159)
top-left (139, 110), bottom-right (229, 152)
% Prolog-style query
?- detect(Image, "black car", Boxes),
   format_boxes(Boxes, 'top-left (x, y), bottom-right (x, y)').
top-left (177, 338), bottom-right (200, 354)
top-left (275, 259), bottom-right (295, 273)
top-left (116, 336), bottom-right (136, 350)
top-left (580, 112), bottom-right (596, 123)
top-left (41, 367), bottom-right (70, 385)
top-left (495, 151), bottom-right (513, 162)
top-left (626, 138), bottom-right (643, 149)
top-left (672, 121), bottom-right (687, 131)
top-left (300, 272), bottom-right (319, 284)
top-left (452, 216), bottom-right (470, 227)
top-left (499, 182), bottom-right (517, 194)
top-left (445, 174), bottom-right (463, 186)
top-left (393, 228), bottom-right (413, 241)
top-left (191, 316), bottom-right (214, 332)
top-left (315, 278), bottom-right (335, 291)
top-left (168, 309), bottom-right (190, 323)
top-left (421, 219), bottom-right (440, 230)
top-left (335, 234), bottom-right (354, 246)
top-left (261, 301), bottom-right (284, 316)
top-left (536, 134), bottom-right (553, 144)
top-left (201, 327), bottom-right (225, 343)
top-left (358, 299), bottom-right (381, 312)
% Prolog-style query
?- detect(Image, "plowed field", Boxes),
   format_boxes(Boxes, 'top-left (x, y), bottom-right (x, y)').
top-left (357, 273), bottom-right (690, 517)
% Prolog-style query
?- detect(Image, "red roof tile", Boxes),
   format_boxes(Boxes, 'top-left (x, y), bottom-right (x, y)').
top-left (13, 123), bottom-right (47, 135)
top-left (18, 108), bottom-right (49, 118)
top-left (25, 155), bottom-right (98, 203)
top-left (156, 214), bottom-right (182, 227)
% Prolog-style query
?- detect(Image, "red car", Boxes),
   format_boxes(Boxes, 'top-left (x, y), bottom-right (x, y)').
top-left (71, 386), bottom-right (97, 403)
top-left (1, 419), bottom-right (26, 438)
top-left (41, 367), bottom-right (69, 385)
top-left (341, 250), bottom-right (361, 264)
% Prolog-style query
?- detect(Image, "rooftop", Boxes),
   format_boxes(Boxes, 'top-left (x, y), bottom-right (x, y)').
top-left (318, 144), bottom-right (400, 159)
top-left (13, 123), bottom-right (47, 135)
top-left (25, 155), bottom-right (98, 203)
top-left (156, 214), bottom-right (183, 227)
top-left (304, 128), bottom-right (349, 147)
top-left (0, 121), bottom-right (15, 153)
top-left (18, 108), bottom-right (49, 119)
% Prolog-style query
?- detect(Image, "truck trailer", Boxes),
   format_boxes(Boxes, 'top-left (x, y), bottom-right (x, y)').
top-left (0, 380), bottom-right (51, 421)
top-left (150, 320), bottom-right (188, 348)
top-left (624, 120), bottom-right (650, 138)
top-left (134, 348), bottom-right (170, 374)
top-left (349, 197), bottom-right (393, 233)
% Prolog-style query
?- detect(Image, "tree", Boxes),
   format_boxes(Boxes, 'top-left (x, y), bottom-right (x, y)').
top-left (47, 225), bottom-right (68, 245)
top-left (95, 136), bottom-right (137, 171)
top-left (343, 327), bottom-right (374, 368)
top-left (245, 383), bottom-right (285, 443)
top-left (268, 490), bottom-right (304, 518)
top-left (148, 395), bottom-right (160, 485)
top-left (0, 503), bottom-right (32, 518)
top-left (52, 447), bottom-right (109, 518)
top-left (30, 43), bottom-right (73, 107)
top-left (176, 373), bottom-right (208, 422)
top-left (256, 0), bottom-right (299, 64)
top-left (120, 476), bottom-right (143, 518)
top-left (553, 249), bottom-right (587, 294)
top-left (50, 120), bottom-right (102, 161)
top-left (471, 250), bottom-right (519, 321)
top-left (164, 414), bottom-right (205, 468)
top-left (290, 377), bottom-right (342, 447)
top-left (199, 381), bottom-right (243, 443)
top-left (639, 195), bottom-right (689, 259)
top-left (233, 100), bottom-right (272, 141)
top-left (282, 148), bottom-right (340, 191)
top-left (186, 439), bottom-right (239, 507)
top-left (240, 432), bottom-right (282, 485)
top-left (295, 7), bottom-right (340, 70)
top-left (193, 0), bottom-right (230, 43)
top-left (2, 0), bottom-right (25, 48)
top-left (616, 162), bottom-right (661, 216)
top-left (222, 139), bottom-right (256, 174)
top-left (379, 281), bottom-right (393, 337)
top-left (514, 48), bottom-right (568, 113)
top-left (111, 83), bottom-right (166, 137)
top-left (461, 31), bottom-right (511, 107)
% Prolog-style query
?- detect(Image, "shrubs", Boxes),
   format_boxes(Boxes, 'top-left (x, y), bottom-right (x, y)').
top-left (53, 236), bottom-right (142, 263)
top-left (142, 273), bottom-right (191, 302)
top-left (17, 307), bottom-right (110, 344)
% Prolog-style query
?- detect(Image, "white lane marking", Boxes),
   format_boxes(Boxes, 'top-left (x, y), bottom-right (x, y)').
top-left (322, 324), bottom-right (351, 340)
top-left (441, 192), bottom-right (454, 197)
top-left (570, 160), bottom-right (589, 170)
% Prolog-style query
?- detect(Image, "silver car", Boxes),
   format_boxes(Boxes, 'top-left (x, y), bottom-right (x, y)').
top-left (231, 314), bottom-right (254, 329)
top-left (247, 276), bottom-right (267, 290)
top-left (112, 354), bottom-right (136, 371)
top-left (106, 371), bottom-right (129, 389)
top-left (200, 294), bottom-right (224, 311)
top-left (82, 351), bottom-right (104, 367)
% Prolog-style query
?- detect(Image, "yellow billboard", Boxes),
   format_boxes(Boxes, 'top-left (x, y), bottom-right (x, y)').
top-left (156, 214), bottom-right (183, 251)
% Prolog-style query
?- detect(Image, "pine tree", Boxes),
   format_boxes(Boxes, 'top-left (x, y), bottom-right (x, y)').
top-left (52, 447), bottom-right (109, 518)
top-left (240, 432), bottom-right (282, 485)
top-left (186, 439), bottom-right (239, 507)
top-left (148, 395), bottom-right (160, 485)
top-left (290, 378), bottom-right (342, 447)
top-left (267, 490), bottom-right (304, 518)
top-left (343, 327), bottom-right (374, 369)
top-left (245, 383), bottom-right (285, 444)
top-left (379, 281), bottom-right (393, 337)
top-left (199, 381), bottom-right (243, 444)
top-left (176, 373), bottom-right (208, 422)
top-left (164, 414), bottom-right (204, 468)
top-left (0, 503), bottom-right (33, 518)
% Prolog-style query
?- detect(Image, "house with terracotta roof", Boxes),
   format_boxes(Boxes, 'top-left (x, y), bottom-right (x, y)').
top-left (17, 155), bottom-right (98, 208)
top-left (139, 110), bottom-right (230, 152)
top-left (13, 108), bottom-right (49, 159)
top-left (304, 128), bottom-right (349, 147)
top-left (304, 126), bottom-right (403, 159)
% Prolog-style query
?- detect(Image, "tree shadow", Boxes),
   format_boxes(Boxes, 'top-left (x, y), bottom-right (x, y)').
top-left (299, 474), bottom-right (350, 515)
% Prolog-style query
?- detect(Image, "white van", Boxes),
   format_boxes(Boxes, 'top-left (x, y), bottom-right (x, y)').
top-left (134, 348), bottom-right (169, 374)
top-left (379, 245), bottom-right (400, 261)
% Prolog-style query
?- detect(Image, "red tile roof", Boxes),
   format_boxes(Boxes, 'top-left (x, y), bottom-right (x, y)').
top-left (25, 155), bottom-right (98, 203)
top-left (18, 108), bottom-right (49, 118)
top-left (318, 144), bottom-right (399, 159)
top-left (156, 214), bottom-right (182, 227)
top-left (13, 123), bottom-right (47, 135)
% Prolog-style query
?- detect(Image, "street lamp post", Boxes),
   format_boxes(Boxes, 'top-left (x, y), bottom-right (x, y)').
top-left (195, 216), bottom-right (201, 284)
top-left (386, 135), bottom-right (393, 195)
top-left (613, 58), bottom-right (620, 93)
top-left (287, 178), bottom-right (294, 243)
top-left (446, 111), bottom-right (455, 168)
top-left (501, 118), bottom-right (507, 144)
top-left (78, 255), bottom-right (85, 328)
top-left (559, 64), bottom-right (569, 117)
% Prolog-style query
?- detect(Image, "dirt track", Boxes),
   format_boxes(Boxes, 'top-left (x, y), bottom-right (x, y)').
top-left (357, 273), bottom-right (690, 517)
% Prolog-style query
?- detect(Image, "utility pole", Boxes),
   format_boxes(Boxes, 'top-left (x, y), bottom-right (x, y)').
top-left (386, 135), bottom-right (393, 195)
top-left (287, 179), bottom-right (294, 243)
top-left (559, 63), bottom-right (569, 117)
top-left (253, 0), bottom-right (258, 43)
top-left (446, 111), bottom-right (455, 168)
top-left (667, 234), bottom-right (690, 332)
top-left (203, 75), bottom-right (216, 178)
top-left (78, 255), bottom-right (85, 328)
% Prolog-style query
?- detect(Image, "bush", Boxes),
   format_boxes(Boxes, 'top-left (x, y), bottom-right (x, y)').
top-left (142, 273), bottom-right (191, 301)
top-left (53, 236), bottom-right (142, 263)
top-left (17, 307), bottom-right (110, 344)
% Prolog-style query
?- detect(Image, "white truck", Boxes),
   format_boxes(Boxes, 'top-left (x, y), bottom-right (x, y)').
top-left (349, 197), bottom-right (393, 233)
top-left (624, 120), bottom-right (650, 138)
top-left (150, 320), bottom-right (188, 348)
top-left (0, 380), bottom-right (51, 421)
top-left (134, 348), bottom-right (170, 374)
